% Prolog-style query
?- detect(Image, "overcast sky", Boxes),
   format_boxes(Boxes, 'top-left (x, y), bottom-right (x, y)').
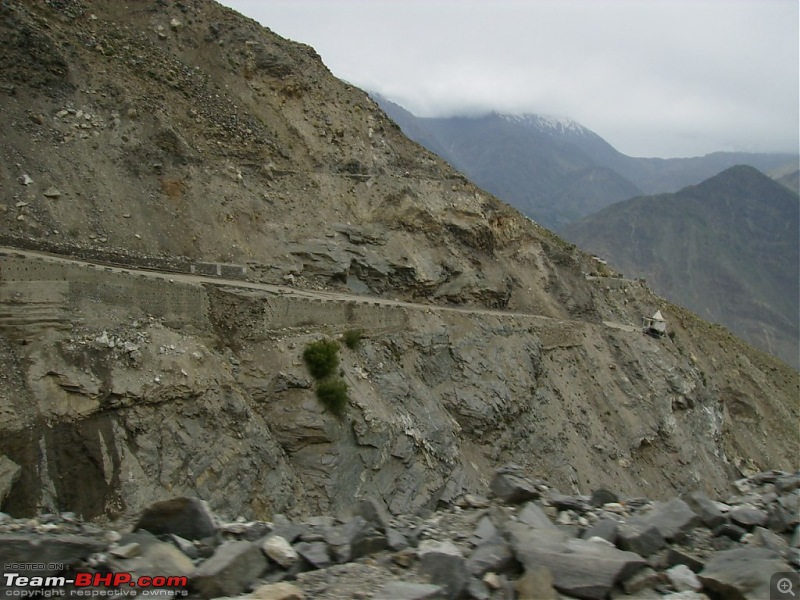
top-left (219, 0), bottom-right (798, 158)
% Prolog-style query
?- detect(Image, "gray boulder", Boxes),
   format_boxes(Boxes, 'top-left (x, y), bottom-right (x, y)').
top-left (517, 501), bottom-right (558, 530)
top-left (507, 521), bottom-right (646, 600)
top-left (293, 541), bottom-right (332, 569)
top-left (191, 540), bottom-right (267, 599)
top-left (728, 505), bottom-right (768, 529)
top-left (634, 498), bottom-right (699, 542)
top-left (581, 518), bottom-right (619, 544)
top-left (589, 489), bottom-right (619, 507)
top-left (684, 491), bottom-right (726, 529)
top-left (135, 497), bottom-right (216, 541)
top-left (698, 547), bottom-right (791, 600)
top-left (465, 538), bottom-right (516, 577)
top-left (617, 522), bottom-right (666, 557)
top-left (490, 468), bottom-right (540, 504)
top-left (417, 540), bottom-right (468, 600)
top-left (261, 535), bottom-right (299, 569)
top-left (666, 564), bottom-right (702, 592)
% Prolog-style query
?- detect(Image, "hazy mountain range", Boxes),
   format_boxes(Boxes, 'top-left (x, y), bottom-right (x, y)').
top-left (372, 94), bottom-right (798, 230)
top-left (562, 165), bottom-right (800, 368)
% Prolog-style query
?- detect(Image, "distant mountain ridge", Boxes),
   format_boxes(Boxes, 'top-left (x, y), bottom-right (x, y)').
top-left (562, 165), bottom-right (800, 369)
top-left (372, 94), bottom-right (798, 229)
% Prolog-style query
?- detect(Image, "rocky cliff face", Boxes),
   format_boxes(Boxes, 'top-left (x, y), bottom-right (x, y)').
top-left (0, 0), bottom-right (797, 523)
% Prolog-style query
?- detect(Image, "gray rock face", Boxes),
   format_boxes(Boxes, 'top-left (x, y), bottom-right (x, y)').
top-left (507, 521), bottom-right (646, 600)
top-left (698, 547), bottom-right (791, 600)
top-left (135, 497), bottom-right (217, 541)
top-left (0, 455), bottom-right (21, 505)
top-left (191, 540), bottom-right (268, 599)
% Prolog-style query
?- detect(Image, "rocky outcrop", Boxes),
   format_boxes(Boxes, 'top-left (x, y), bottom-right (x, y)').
top-left (1, 469), bottom-right (797, 600)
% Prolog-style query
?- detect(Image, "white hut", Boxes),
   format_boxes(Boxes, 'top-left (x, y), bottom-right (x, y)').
top-left (642, 310), bottom-right (667, 335)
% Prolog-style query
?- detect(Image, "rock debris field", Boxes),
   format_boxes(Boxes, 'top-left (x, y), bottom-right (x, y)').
top-left (1, 467), bottom-right (797, 600)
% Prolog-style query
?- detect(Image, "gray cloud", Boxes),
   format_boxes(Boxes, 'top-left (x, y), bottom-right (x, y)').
top-left (220, 0), bottom-right (799, 158)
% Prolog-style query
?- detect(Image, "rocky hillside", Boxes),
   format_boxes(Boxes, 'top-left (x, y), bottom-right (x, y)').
top-left (0, 0), bottom-right (798, 526)
top-left (562, 166), bottom-right (800, 370)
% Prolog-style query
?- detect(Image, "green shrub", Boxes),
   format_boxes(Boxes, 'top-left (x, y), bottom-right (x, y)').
top-left (303, 339), bottom-right (339, 379)
top-left (343, 329), bottom-right (363, 350)
top-left (316, 378), bottom-right (349, 416)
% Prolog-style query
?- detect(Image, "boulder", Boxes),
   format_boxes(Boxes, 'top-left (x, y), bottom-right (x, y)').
top-left (617, 522), bottom-right (666, 557)
top-left (666, 547), bottom-right (705, 573)
top-left (135, 497), bottom-right (216, 541)
top-left (465, 538), bottom-right (516, 577)
top-left (490, 468), bottom-right (540, 504)
top-left (589, 488), bottom-right (619, 507)
top-left (666, 564), bottom-right (702, 592)
top-left (548, 493), bottom-right (587, 512)
top-left (747, 526), bottom-right (789, 556)
top-left (698, 547), bottom-right (791, 600)
top-left (767, 504), bottom-right (794, 533)
top-left (270, 515), bottom-right (306, 543)
top-left (517, 501), bottom-right (559, 530)
top-left (417, 540), bottom-right (468, 600)
top-left (386, 527), bottom-right (409, 551)
top-left (261, 535), bottom-right (299, 569)
top-left (107, 531), bottom-right (194, 589)
top-left (728, 505), bottom-right (768, 529)
top-left (191, 541), bottom-right (267, 599)
top-left (581, 518), bottom-right (619, 544)
top-left (374, 581), bottom-right (445, 600)
top-left (507, 521), bottom-right (646, 600)
top-left (634, 498), bottom-right (699, 542)
top-left (713, 522), bottom-right (747, 541)
top-left (342, 496), bottom-right (392, 532)
top-left (293, 541), bottom-right (332, 569)
top-left (323, 516), bottom-right (387, 562)
top-left (470, 515), bottom-right (499, 545)
top-left (621, 566), bottom-right (659, 594)
top-left (684, 491), bottom-right (726, 529)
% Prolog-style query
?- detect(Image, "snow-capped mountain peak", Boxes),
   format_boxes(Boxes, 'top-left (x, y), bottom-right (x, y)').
top-left (498, 112), bottom-right (590, 136)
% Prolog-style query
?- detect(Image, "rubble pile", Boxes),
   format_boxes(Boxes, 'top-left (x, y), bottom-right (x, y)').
top-left (1, 468), bottom-right (797, 600)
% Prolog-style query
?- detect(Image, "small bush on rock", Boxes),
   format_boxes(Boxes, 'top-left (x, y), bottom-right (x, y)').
top-left (303, 339), bottom-right (339, 379)
top-left (315, 378), bottom-right (349, 417)
top-left (343, 329), bottom-right (363, 350)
